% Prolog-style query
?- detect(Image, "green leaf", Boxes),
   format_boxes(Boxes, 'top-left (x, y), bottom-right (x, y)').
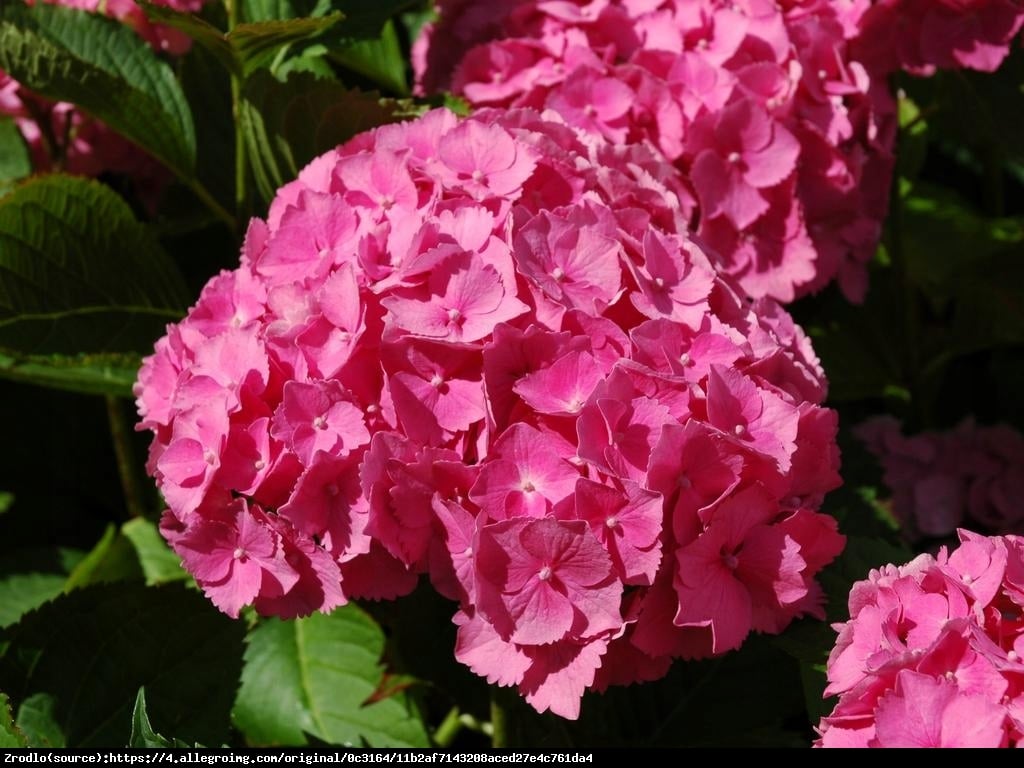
top-left (122, 519), bottom-right (187, 586)
top-left (130, 688), bottom-right (173, 748)
top-left (0, 3), bottom-right (195, 178)
top-left (141, 4), bottom-right (237, 74)
top-left (330, 19), bottom-right (407, 94)
top-left (233, 606), bottom-right (429, 747)
top-left (63, 524), bottom-right (142, 591)
top-left (232, 15), bottom-right (344, 77)
top-left (237, 0), bottom-right (414, 90)
top-left (129, 688), bottom-right (194, 748)
top-left (240, 71), bottom-right (414, 202)
top-left (0, 175), bottom-right (188, 394)
top-left (0, 573), bottom-right (65, 628)
top-left (0, 582), bottom-right (245, 747)
top-left (0, 350), bottom-right (139, 397)
top-left (0, 117), bottom-right (31, 188)
top-left (0, 492), bottom-right (12, 515)
top-left (142, 4), bottom-right (344, 78)
top-left (0, 692), bottom-right (27, 747)
top-left (14, 693), bottom-right (64, 748)
top-left (240, 0), bottom-right (413, 39)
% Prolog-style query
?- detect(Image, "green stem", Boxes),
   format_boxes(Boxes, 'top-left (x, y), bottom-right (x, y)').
top-left (227, 0), bottom-right (247, 218)
top-left (490, 689), bottom-right (509, 748)
top-left (184, 176), bottom-right (237, 232)
top-left (433, 707), bottom-right (463, 748)
top-left (106, 395), bottom-right (145, 519)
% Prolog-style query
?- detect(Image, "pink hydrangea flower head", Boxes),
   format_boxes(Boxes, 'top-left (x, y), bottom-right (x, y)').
top-left (413, 0), bottom-right (904, 303)
top-left (857, 417), bottom-right (1024, 541)
top-left (138, 107), bottom-right (842, 719)
top-left (818, 530), bottom-right (1024, 748)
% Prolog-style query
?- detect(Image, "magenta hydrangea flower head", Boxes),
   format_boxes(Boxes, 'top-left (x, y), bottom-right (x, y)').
top-left (137, 107), bottom-right (845, 719)
top-left (413, 0), bottom-right (899, 303)
top-left (853, 0), bottom-right (1024, 76)
top-left (817, 530), bottom-right (1024, 748)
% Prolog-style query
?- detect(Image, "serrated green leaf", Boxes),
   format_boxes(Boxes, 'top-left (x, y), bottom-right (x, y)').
top-left (122, 519), bottom-right (187, 586)
top-left (233, 607), bottom-right (429, 747)
top-left (240, 71), bottom-right (413, 202)
top-left (0, 692), bottom-right (27, 747)
top-left (0, 4), bottom-right (195, 177)
top-left (14, 693), bottom-right (64, 748)
top-left (0, 117), bottom-right (31, 186)
top-left (0, 582), bottom-right (245, 747)
top-left (0, 175), bottom-right (187, 394)
top-left (143, 4), bottom-right (343, 77)
top-left (0, 573), bottom-right (65, 628)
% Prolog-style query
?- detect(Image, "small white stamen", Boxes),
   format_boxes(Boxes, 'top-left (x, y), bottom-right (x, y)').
top-left (552, 266), bottom-right (566, 281)
top-left (254, 459), bottom-right (266, 471)
top-left (430, 374), bottom-right (445, 389)
top-left (605, 516), bottom-right (619, 529)
top-left (679, 353), bottom-right (691, 366)
top-left (313, 416), bottom-right (327, 430)
top-left (538, 566), bottom-right (553, 581)
top-left (817, 69), bottom-right (828, 80)
top-left (471, 169), bottom-right (485, 183)
top-left (203, 449), bottom-right (217, 465)
top-left (653, 277), bottom-right (666, 290)
top-left (447, 308), bottom-right (463, 323)
top-left (734, 424), bottom-right (746, 436)
top-left (727, 151), bottom-right (742, 164)
top-left (521, 480), bottom-right (536, 493)
top-left (233, 547), bottom-right (246, 560)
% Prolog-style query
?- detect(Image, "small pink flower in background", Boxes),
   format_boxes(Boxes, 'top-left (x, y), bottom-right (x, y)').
top-left (137, 107), bottom-right (844, 719)
top-left (857, 416), bottom-right (1024, 540)
top-left (817, 530), bottom-right (1024, 748)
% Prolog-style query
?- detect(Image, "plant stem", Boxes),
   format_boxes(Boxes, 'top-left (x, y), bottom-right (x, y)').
top-left (434, 707), bottom-right (463, 748)
top-left (490, 689), bottom-right (509, 748)
top-left (106, 395), bottom-right (145, 519)
top-left (185, 176), bottom-right (237, 232)
top-left (226, 0), bottom-right (247, 218)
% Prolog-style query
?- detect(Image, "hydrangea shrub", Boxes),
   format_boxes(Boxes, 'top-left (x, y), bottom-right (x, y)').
top-left (135, 107), bottom-right (844, 718)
